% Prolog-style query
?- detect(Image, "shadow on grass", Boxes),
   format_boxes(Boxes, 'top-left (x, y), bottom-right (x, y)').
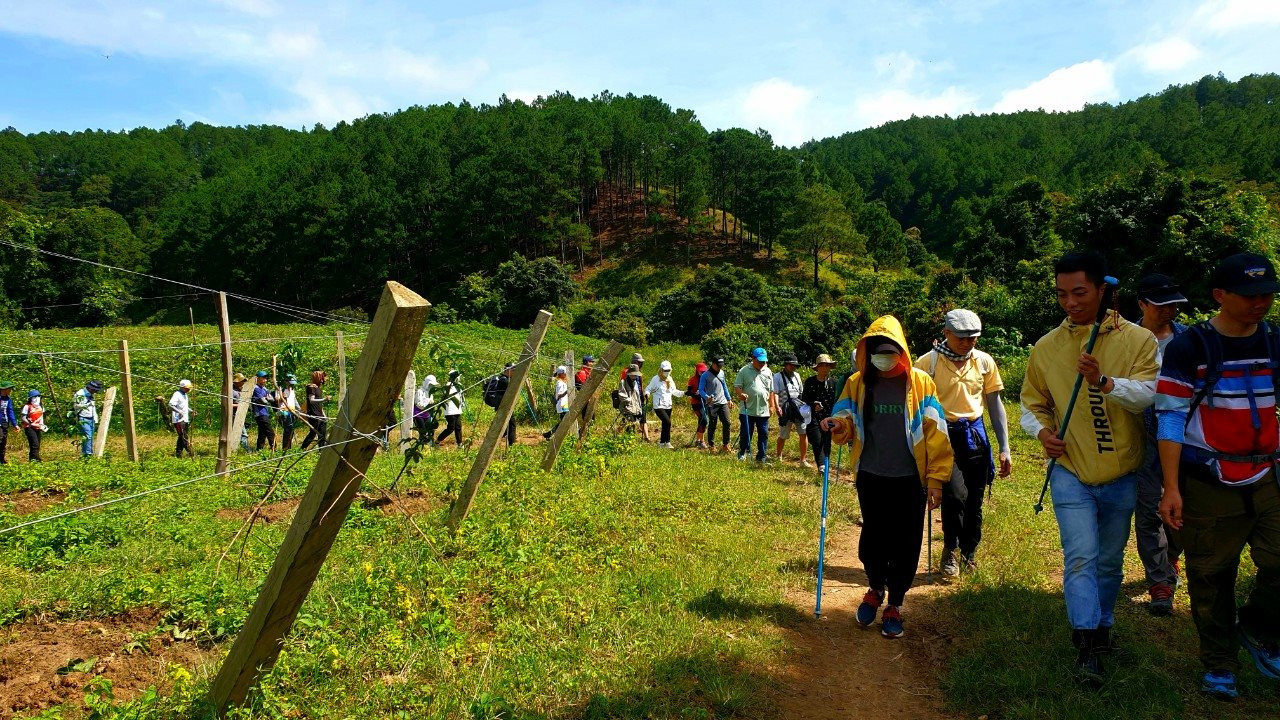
top-left (685, 588), bottom-right (809, 628)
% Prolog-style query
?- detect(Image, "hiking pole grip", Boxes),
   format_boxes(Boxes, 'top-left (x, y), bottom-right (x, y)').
top-left (815, 454), bottom-right (831, 617)
top-left (1033, 276), bottom-right (1118, 514)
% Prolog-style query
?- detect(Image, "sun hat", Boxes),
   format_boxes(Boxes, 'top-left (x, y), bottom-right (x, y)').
top-left (812, 354), bottom-right (836, 368)
top-left (631, 352), bottom-right (645, 364)
top-left (234, 372), bottom-right (246, 383)
top-left (0, 381), bottom-right (12, 390)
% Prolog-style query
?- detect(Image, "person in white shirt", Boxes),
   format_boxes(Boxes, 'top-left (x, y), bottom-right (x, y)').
top-left (169, 379), bottom-right (196, 458)
top-left (73, 380), bottom-right (103, 458)
top-left (773, 354), bottom-right (809, 465)
top-left (646, 360), bottom-right (686, 448)
top-left (279, 374), bottom-right (302, 451)
top-left (543, 366), bottom-right (573, 439)
top-left (435, 370), bottom-right (466, 447)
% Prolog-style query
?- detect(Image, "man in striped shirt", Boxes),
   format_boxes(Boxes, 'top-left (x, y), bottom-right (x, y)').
top-left (1156, 252), bottom-right (1280, 700)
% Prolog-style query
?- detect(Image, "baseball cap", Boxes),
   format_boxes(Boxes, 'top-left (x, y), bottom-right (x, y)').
top-left (782, 353), bottom-right (799, 366)
top-left (1136, 274), bottom-right (1188, 305)
top-left (86, 379), bottom-right (104, 391)
top-left (1212, 253), bottom-right (1280, 295)
top-left (659, 360), bottom-right (672, 371)
top-left (28, 389), bottom-right (40, 399)
top-left (178, 379), bottom-right (193, 389)
top-left (695, 362), bottom-right (708, 372)
top-left (750, 347), bottom-right (768, 363)
top-left (0, 381), bottom-right (12, 390)
top-left (583, 355), bottom-right (595, 364)
top-left (553, 365), bottom-right (567, 377)
top-left (256, 370), bottom-right (269, 378)
top-left (944, 309), bottom-right (982, 338)
top-left (710, 356), bottom-right (725, 365)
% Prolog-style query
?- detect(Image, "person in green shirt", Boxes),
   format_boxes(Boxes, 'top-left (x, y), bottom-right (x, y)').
top-left (733, 347), bottom-right (777, 462)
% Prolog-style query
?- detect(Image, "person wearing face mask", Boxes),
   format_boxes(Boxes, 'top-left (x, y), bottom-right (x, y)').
top-left (645, 361), bottom-right (685, 448)
top-left (21, 390), bottom-right (48, 462)
top-left (1021, 250), bottom-right (1158, 687)
top-left (734, 348), bottom-right (775, 462)
top-left (820, 315), bottom-right (953, 640)
top-left (914, 309), bottom-right (1012, 577)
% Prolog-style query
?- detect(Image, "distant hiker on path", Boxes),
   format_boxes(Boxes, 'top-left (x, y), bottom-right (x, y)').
top-left (773, 353), bottom-right (808, 465)
top-left (169, 379), bottom-right (196, 458)
top-left (1134, 274), bottom-right (1189, 616)
top-left (616, 364), bottom-right (647, 437)
top-left (411, 373), bottom-right (438, 446)
top-left (687, 362), bottom-right (708, 448)
top-left (544, 366), bottom-right (571, 439)
top-left (802, 354), bottom-right (838, 475)
top-left (436, 369), bottom-right (466, 447)
top-left (698, 356), bottom-right (732, 453)
top-left (279, 374), bottom-right (301, 451)
top-left (914, 309), bottom-right (1011, 577)
top-left (483, 364), bottom-right (516, 447)
top-left (251, 371), bottom-right (276, 452)
top-left (576, 355), bottom-right (595, 428)
top-left (73, 379), bottom-right (103, 458)
top-left (1156, 253), bottom-right (1280, 700)
top-left (734, 347), bottom-right (775, 463)
top-left (1020, 251), bottom-right (1158, 687)
top-left (0, 382), bottom-right (16, 464)
top-left (646, 360), bottom-right (685, 448)
top-left (21, 389), bottom-right (47, 462)
top-left (300, 370), bottom-right (330, 450)
top-left (821, 315), bottom-right (952, 639)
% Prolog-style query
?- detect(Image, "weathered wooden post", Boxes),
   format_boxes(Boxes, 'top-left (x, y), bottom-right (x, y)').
top-left (335, 330), bottom-right (348, 407)
top-left (448, 310), bottom-right (552, 534)
top-left (216, 292), bottom-right (234, 475)
top-left (563, 350), bottom-right (576, 438)
top-left (230, 386), bottom-right (251, 453)
top-left (543, 342), bottom-right (622, 471)
top-left (400, 370), bottom-right (415, 453)
top-left (92, 387), bottom-right (116, 458)
top-left (209, 281), bottom-right (430, 713)
top-left (118, 340), bottom-right (139, 462)
top-left (523, 375), bottom-right (539, 415)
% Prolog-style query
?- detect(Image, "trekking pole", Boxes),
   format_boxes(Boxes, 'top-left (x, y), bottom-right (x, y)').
top-left (815, 453), bottom-right (831, 617)
top-left (927, 503), bottom-right (934, 582)
top-left (1033, 276), bottom-right (1118, 514)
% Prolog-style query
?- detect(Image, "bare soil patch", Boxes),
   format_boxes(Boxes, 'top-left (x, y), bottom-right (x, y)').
top-left (359, 488), bottom-right (443, 516)
top-left (0, 608), bottom-right (209, 719)
top-left (215, 496), bottom-right (299, 524)
top-left (0, 491), bottom-right (67, 516)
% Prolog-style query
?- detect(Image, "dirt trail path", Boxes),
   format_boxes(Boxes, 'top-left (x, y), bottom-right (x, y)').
top-left (768, 504), bottom-right (957, 719)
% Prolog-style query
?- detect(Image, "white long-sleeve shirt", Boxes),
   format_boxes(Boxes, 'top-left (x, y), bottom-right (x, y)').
top-left (169, 390), bottom-right (191, 424)
top-left (73, 388), bottom-right (98, 422)
top-left (646, 373), bottom-right (685, 410)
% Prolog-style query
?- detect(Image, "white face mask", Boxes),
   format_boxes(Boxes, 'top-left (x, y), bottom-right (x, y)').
top-left (870, 354), bottom-right (898, 372)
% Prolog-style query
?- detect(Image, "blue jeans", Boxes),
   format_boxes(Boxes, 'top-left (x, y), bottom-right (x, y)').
top-left (738, 415), bottom-right (769, 461)
top-left (1050, 464), bottom-right (1137, 629)
top-left (79, 418), bottom-right (96, 457)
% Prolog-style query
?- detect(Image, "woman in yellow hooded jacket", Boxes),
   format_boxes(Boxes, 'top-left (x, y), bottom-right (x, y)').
top-left (822, 315), bottom-right (953, 638)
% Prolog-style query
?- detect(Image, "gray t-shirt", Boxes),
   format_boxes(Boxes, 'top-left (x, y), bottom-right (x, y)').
top-left (859, 373), bottom-right (917, 477)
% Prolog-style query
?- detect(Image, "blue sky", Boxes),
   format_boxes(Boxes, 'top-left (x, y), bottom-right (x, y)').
top-left (2, 0), bottom-right (1278, 145)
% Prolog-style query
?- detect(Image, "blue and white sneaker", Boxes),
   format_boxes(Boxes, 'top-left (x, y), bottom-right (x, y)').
top-left (1240, 625), bottom-right (1280, 680)
top-left (855, 589), bottom-right (883, 628)
top-left (1201, 670), bottom-right (1238, 700)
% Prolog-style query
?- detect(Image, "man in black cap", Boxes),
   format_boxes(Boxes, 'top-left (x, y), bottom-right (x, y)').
top-left (1156, 252), bottom-right (1280, 700)
top-left (74, 379), bottom-right (104, 458)
top-left (698, 356), bottom-right (733, 453)
top-left (1134, 273), bottom-right (1190, 615)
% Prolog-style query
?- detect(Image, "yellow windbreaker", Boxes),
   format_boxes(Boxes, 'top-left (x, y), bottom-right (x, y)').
top-left (1020, 311), bottom-right (1158, 485)
top-left (828, 315), bottom-right (954, 490)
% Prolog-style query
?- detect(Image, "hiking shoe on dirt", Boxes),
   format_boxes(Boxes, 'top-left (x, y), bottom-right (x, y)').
top-left (880, 606), bottom-right (904, 638)
top-left (1071, 629), bottom-right (1104, 689)
top-left (855, 589), bottom-right (883, 628)
top-left (1201, 670), bottom-right (1238, 701)
top-left (940, 550), bottom-right (959, 577)
top-left (1094, 626), bottom-right (1122, 656)
top-left (1148, 583), bottom-right (1174, 616)
top-left (737, 452), bottom-right (747, 461)
top-left (961, 552), bottom-right (977, 571)
top-left (1240, 625), bottom-right (1280, 680)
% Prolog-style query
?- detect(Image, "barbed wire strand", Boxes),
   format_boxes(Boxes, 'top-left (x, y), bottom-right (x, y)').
top-left (0, 332), bottom-right (369, 359)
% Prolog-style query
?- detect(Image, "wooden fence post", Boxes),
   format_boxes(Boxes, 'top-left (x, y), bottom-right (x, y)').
top-left (216, 292), bottom-right (233, 475)
top-left (230, 387), bottom-right (251, 452)
top-left (93, 387), bottom-right (116, 458)
top-left (118, 340), bottom-right (139, 462)
top-left (523, 375), bottom-right (539, 416)
top-left (336, 330), bottom-right (347, 407)
top-left (563, 350), bottom-right (576, 438)
top-left (448, 310), bottom-right (552, 534)
top-left (543, 341), bottom-right (622, 471)
top-left (209, 281), bottom-right (430, 713)
top-left (400, 370), bottom-right (415, 453)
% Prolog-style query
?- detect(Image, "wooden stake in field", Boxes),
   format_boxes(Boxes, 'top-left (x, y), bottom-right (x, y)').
top-left (92, 387), bottom-right (116, 458)
top-left (543, 341), bottom-right (623, 472)
top-left (400, 370), bottom-right (415, 453)
top-left (523, 375), bottom-right (539, 416)
top-left (448, 310), bottom-right (553, 534)
top-left (216, 292), bottom-right (234, 475)
top-left (189, 307), bottom-right (197, 344)
top-left (230, 386), bottom-right (251, 453)
top-left (209, 281), bottom-right (430, 714)
top-left (563, 350), bottom-right (576, 438)
top-left (118, 340), bottom-right (139, 462)
top-left (335, 330), bottom-right (348, 407)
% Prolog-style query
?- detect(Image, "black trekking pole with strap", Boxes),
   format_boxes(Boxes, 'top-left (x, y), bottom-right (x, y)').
top-left (1033, 276), bottom-right (1119, 514)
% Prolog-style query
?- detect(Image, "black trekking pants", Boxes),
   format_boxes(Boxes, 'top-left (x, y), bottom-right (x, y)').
top-left (806, 420), bottom-right (832, 469)
top-left (436, 415), bottom-right (463, 446)
top-left (0, 425), bottom-right (7, 464)
top-left (654, 408), bottom-right (673, 444)
top-left (24, 427), bottom-right (41, 461)
top-left (280, 415), bottom-right (296, 451)
top-left (857, 470), bottom-right (927, 606)
top-left (300, 419), bottom-right (328, 450)
top-left (706, 403), bottom-right (730, 445)
top-left (174, 421), bottom-right (194, 458)
top-left (255, 416), bottom-right (275, 451)
top-left (941, 447), bottom-right (990, 557)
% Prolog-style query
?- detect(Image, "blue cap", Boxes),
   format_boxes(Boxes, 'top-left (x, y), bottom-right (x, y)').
top-left (256, 370), bottom-right (269, 378)
top-left (583, 355), bottom-right (595, 363)
top-left (751, 347), bottom-right (768, 363)
top-left (28, 389), bottom-right (40, 399)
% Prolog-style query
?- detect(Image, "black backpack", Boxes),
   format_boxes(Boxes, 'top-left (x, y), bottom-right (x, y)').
top-left (483, 375), bottom-right (506, 409)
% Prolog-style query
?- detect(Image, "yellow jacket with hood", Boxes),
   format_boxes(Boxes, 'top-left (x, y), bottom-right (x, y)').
top-left (828, 315), bottom-right (954, 490)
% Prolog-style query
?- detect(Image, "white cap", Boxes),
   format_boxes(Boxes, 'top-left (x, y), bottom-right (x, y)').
top-left (659, 360), bottom-right (672, 371)
top-left (554, 365), bottom-right (567, 376)
top-left (944, 309), bottom-right (982, 337)
top-left (423, 374), bottom-right (437, 386)
top-left (178, 379), bottom-right (193, 389)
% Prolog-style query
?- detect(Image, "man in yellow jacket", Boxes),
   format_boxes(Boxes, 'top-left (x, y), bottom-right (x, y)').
top-left (822, 315), bottom-right (953, 639)
top-left (1020, 251), bottom-right (1159, 686)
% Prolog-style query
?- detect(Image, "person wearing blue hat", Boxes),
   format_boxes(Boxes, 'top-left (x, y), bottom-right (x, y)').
top-left (733, 347), bottom-right (776, 462)
top-left (250, 370), bottom-right (277, 452)
top-left (21, 389), bottom-right (47, 462)
top-left (73, 380), bottom-right (103, 458)
top-left (0, 381), bottom-right (16, 464)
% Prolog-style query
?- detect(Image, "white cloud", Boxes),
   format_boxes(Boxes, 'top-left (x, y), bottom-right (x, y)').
top-left (992, 60), bottom-right (1118, 113)
top-left (210, 0), bottom-right (280, 18)
top-left (266, 79), bottom-right (374, 128)
top-left (873, 51), bottom-right (921, 85)
top-left (1128, 36), bottom-right (1201, 73)
top-left (740, 78), bottom-right (815, 146)
top-left (1198, 0), bottom-right (1280, 33)
top-left (853, 86), bottom-right (979, 128)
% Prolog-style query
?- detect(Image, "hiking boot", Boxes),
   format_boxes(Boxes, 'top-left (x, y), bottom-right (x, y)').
top-left (1094, 626), bottom-right (1122, 656)
top-left (855, 589), bottom-right (883, 628)
top-left (1201, 670), bottom-right (1239, 701)
top-left (940, 550), bottom-right (960, 577)
top-left (1240, 624), bottom-right (1280, 679)
top-left (1148, 583), bottom-right (1174, 616)
top-left (737, 451), bottom-right (747, 461)
top-left (881, 606), bottom-right (904, 638)
top-left (961, 552), bottom-right (977, 572)
top-left (1071, 629), bottom-right (1104, 689)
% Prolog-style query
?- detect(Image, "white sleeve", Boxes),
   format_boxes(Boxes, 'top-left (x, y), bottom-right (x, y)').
top-left (1019, 403), bottom-right (1045, 438)
top-left (1107, 378), bottom-right (1156, 413)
